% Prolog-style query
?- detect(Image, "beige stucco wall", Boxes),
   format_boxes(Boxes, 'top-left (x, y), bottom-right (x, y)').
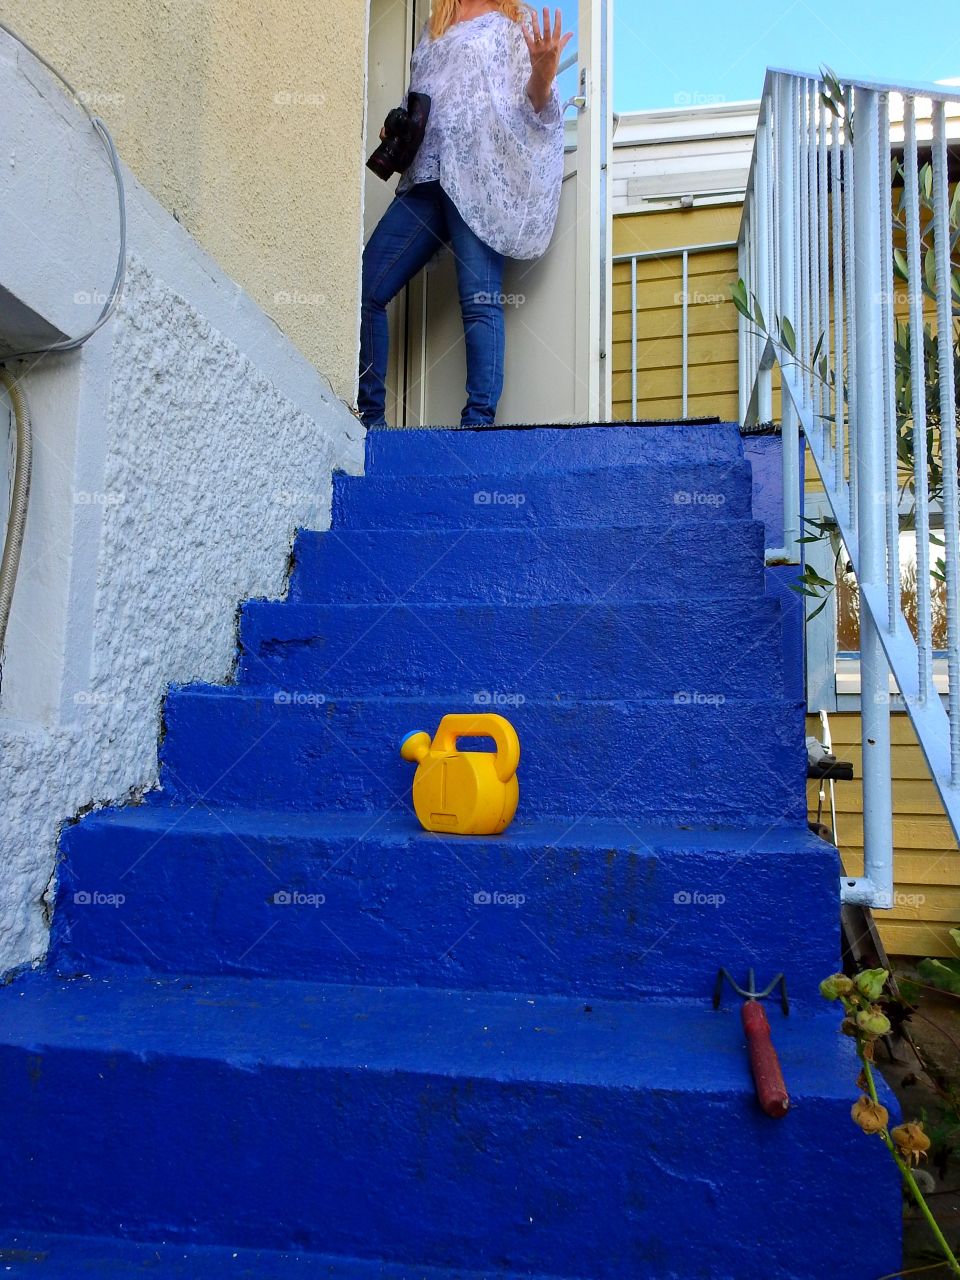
top-left (2, 0), bottom-right (368, 403)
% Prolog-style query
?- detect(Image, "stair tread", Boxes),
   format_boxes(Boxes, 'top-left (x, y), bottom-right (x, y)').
top-left (362, 423), bottom-right (746, 477)
top-left (75, 802), bottom-right (821, 852)
top-left (174, 685), bottom-right (801, 707)
top-left (300, 517), bottom-right (766, 535)
top-left (345, 459), bottom-right (752, 480)
top-left (0, 969), bottom-right (857, 1099)
top-left (0, 1232), bottom-right (572, 1278)
top-left (245, 598), bottom-right (779, 616)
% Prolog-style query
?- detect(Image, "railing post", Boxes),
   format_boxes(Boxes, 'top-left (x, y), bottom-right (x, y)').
top-left (738, 236), bottom-right (748, 424)
top-left (755, 116), bottom-right (773, 424)
top-left (847, 86), bottom-right (894, 908)
top-left (776, 75), bottom-right (801, 562)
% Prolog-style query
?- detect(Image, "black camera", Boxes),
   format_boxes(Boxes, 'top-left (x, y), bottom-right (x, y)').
top-left (367, 91), bottom-right (431, 181)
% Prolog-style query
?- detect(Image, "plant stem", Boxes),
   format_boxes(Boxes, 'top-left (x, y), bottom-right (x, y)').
top-left (902, 980), bottom-right (960, 1003)
top-left (910, 1006), bottom-right (960, 1056)
top-left (875, 1263), bottom-right (953, 1279)
top-left (861, 1054), bottom-right (960, 1277)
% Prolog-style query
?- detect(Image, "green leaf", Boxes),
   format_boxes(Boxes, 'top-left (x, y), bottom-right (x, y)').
top-left (820, 65), bottom-right (844, 103)
top-left (752, 294), bottom-right (767, 334)
top-left (893, 247), bottom-right (910, 281)
top-left (781, 316), bottom-right (797, 354)
top-left (731, 278), bottom-right (752, 321)
top-left (924, 247), bottom-right (938, 295)
top-left (812, 332), bottom-right (825, 366)
top-left (917, 956), bottom-right (960, 995)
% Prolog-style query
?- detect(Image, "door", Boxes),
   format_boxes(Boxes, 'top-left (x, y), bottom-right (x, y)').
top-left (363, 0), bottom-right (613, 425)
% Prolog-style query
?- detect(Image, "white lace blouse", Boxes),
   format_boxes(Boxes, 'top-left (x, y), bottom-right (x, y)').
top-left (394, 11), bottom-right (566, 260)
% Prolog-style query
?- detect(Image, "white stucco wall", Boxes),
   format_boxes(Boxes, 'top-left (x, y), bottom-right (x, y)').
top-left (0, 34), bottom-right (364, 974)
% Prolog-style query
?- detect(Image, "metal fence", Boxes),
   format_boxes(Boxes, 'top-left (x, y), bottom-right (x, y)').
top-left (738, 68), bottom-right (960, 909)
top-left (613, 242), bottom-right (736, 419)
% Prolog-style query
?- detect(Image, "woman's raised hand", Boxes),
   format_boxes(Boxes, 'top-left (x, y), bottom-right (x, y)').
top-left (523, 7), bottom-right (574, 86)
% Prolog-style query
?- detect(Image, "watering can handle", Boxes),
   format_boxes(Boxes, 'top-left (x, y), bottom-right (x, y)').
top-left (432, 714), bottom-right (520, 784)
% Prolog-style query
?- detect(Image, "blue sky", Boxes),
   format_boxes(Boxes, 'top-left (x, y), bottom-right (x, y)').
top-left (612, 0), bottom-right (960, 112)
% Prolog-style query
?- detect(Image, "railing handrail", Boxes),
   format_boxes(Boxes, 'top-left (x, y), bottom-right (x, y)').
top-left (738, 67), bottom-right (960, 912)
top-left (738, 71), bottom-right (960, 250)
top-left (762, 65), bottom-right (960, 105)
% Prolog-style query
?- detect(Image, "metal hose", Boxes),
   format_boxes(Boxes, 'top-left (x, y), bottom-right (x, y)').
top-left (0, 368), bottom-right (33, 652)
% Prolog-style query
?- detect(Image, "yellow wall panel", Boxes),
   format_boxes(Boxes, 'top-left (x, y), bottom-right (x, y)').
top-left (613, 207), bottom-right (743, 424)
top-left (807, 712), bottom-right (960, 957)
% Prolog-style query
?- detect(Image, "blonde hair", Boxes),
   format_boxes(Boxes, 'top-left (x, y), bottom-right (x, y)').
top-left (428, 0), bottom-right (532, 40)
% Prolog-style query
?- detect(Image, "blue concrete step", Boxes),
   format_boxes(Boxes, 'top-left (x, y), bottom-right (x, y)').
top-left (362, 422), bottom-right (745, 476)
top-left (55, 807), bottom-right (840, 1001)
top-left (236, 600), bottom-right (786, 699)
top-left (0, 972), bottom-right (901, 1280)
top-left (290, 522), bottom-right (769, 604)
top-left (0, 1232), bottom-right (572, 1278)
top-left (159, 689), bottom-right (808, 826)
top-left (332, 463), bottom-right (753, 530)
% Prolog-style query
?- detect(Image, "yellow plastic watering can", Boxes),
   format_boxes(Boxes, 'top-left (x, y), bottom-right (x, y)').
top-left (400, 713), bottom-right (520, 835)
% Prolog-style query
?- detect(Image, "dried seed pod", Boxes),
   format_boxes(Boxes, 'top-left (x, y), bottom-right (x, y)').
top-left (890, 1122), bottom-right (931, 1166)
top-left (851, 1095), bottom-right (889, 1135)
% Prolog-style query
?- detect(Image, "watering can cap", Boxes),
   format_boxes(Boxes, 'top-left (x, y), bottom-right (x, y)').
top-left (400, 729), bottom-right (428, 750)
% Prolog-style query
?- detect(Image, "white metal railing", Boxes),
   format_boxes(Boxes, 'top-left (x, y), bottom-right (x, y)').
top-left (614, 242), bottom-right (736, 419)
top-left (738, 69), bottom-right (960, 909)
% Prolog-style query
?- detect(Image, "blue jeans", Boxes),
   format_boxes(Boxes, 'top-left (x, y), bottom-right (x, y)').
top-left (358, 179), bottom-right (506, 427)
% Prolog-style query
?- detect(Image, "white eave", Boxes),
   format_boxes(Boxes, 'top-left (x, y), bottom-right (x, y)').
top-left (612, 99), bottom-right (760, 216)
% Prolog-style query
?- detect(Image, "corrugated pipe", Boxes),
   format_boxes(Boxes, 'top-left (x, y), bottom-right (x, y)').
top-left (0, 368), bottom-right (32, 652)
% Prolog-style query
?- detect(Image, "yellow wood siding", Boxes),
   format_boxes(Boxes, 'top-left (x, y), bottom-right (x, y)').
top-left (807, 712), bottom-right (959, 959)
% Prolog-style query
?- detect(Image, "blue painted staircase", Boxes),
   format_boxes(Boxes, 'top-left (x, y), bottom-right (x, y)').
top-left (0, 424), bottom-right (900, 1277)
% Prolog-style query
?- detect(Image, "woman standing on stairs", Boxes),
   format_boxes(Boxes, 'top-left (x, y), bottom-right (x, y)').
top-left (357, 2), bottom-right (571, 429)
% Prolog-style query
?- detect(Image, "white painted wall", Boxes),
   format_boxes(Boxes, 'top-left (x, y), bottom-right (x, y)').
top-left (0, 30), bottom-right (364, 974)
